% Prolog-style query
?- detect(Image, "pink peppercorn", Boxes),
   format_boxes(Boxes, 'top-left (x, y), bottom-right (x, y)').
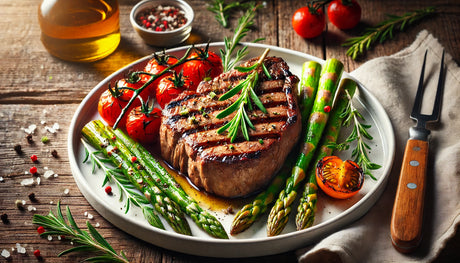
top-left (105, 186), bottom-right (112, 195)
top-left (30, 154), bottom-right (38, 162)
top-left (30, 166), bottom-right (38, 174)
top-left (37, 226), bottom-right (45, 234)
top-left (33, 249), bottom-right (41, 258)
top-left (324, 105), bottom-right (331, 113)
top-left (131, 156), bottom-right (137, 163)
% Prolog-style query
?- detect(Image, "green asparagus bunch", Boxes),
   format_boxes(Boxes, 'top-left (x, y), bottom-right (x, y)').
top-left (266, 59), bottom-right (344, 236)
top-left (82, 121), bottom-right (191, 235)
top-left (295, 78), bottom-right (357, 230)
top-left (105, 123), bottom-right (229, 239)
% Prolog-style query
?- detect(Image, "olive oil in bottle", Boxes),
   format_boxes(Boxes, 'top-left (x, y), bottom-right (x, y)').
top-left (38, 0), bottom-right (120, 62)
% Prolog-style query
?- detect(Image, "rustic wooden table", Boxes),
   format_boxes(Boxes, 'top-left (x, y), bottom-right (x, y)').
top-left (1, 0), bottom-right (459, 262)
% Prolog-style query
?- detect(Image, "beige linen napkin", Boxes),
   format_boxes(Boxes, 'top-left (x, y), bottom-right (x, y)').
top-left (297, 30), bottom-right (460, 263)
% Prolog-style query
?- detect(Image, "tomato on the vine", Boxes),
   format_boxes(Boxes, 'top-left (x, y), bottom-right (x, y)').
top-left (181, 49), bottom-right (223, 91)
top-left (98, 84), bottom-right (141, 128)
top-left (156, 71), bottom-right (191, 108)
top-left (116, 78), bottom-right (154, 103)
top-left (315, 156), bottom-right (364, 199)
top-left (126, 101), bottom-right (162, 144)
top-left (144, 53), bottom-right (180, 86)
top-left (327, 0), bottom-right (361, 30)
top-left (292, 6), bottom-right (325, 39)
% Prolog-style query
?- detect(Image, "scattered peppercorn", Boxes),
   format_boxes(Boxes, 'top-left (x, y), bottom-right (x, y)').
top-left (1, 213), bottom-right (9, 224)
top-left (37, 226), bottom-right (45, 234)
top-left (105, 186), bottom-right (113, 195)
top-left (41, 136), bottom-right (49, 144)
top-left (14, 144), bottom-right (23, 154)
top-left (33, 249), bottom-right (41, 258)
top-left (30, 154), bottom-right (38, 162)
top-left (51, 149), bottom-right (58, 158)
top-left (26, 134), bottom-right (34, 144)
top-left (28, 192), bottom-right (37, 202)
top-left (131, 156), bottom-right (137, 163)
top-left (324, 105), bottom-right (331, 113)
top-left (136, 5), bottom-right (187, 32)
top-left (15, 200), bottom-right (25, 210)
top-left (30, 166), bottom-right (38, 175)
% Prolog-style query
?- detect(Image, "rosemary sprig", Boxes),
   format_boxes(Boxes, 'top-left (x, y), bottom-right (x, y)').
top-left (220, 3), bottom-right (264, 72)
top-left (343, 6), bottom-right (437, 60)
top-left (82, 140), bottom-right (164, 229)
top-left (216, 48), bottom-right (271, 142)
top-left (32, 201), bottom-right (129, 263)
top-left (335, 89), bottom-right (381, 180)
top-left (207, 0), bottom-right (256, 28)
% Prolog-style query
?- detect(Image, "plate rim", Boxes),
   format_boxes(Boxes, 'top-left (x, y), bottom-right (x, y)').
top-left (67, 42), bottom-right (395, 257)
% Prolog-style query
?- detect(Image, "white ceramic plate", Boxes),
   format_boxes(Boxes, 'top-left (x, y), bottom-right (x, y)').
top-left (68, 43), bottom-right (395, 258)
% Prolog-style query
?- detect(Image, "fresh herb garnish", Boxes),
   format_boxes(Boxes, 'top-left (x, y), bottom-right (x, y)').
top-left (81, 139), bottom-right (164, 229)
top-left (207, 0), bottom-right (256, 28)
top-left (216, 48), bottom-right (271, 142)
top-left (343, 6), bottom-right (436, 60)
top-left (220, 3), bottom-right (264, 72)
top-left (334, 89), bottom-right (381, 179)
top-left (32, 201), bottom-right (129, 263)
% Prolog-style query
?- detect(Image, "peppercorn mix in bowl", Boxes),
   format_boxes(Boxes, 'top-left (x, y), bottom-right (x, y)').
top-left (130, 0), bottom-right (194, 47)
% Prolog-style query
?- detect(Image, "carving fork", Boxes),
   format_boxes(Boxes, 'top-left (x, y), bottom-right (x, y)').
top-left (390, 50), bottom-right (445, 253)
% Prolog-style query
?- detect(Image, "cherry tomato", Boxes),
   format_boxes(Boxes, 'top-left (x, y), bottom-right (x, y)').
top-left (181, 49), bottom-right (223, 91)
top-left (98, 84), bottom-right (141, 128)
top-left (292, 6), bottom-right (325, 39)
top-left (126, 103), bottom-right (162, 144)
top-left (327, 0), bottom-right (361, 30)
top-left (156, 71), bottom-right (191, 108)
top-left (116, 78), bottom-right (154, 103)
top-left (144, 53), bottom-right (180, 87)
top-left (316, 156), bottom-right (364, 199)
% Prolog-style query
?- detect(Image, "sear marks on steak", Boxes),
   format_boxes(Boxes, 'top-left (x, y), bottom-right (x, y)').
top-left (159, 56), bottom-right (301, 198)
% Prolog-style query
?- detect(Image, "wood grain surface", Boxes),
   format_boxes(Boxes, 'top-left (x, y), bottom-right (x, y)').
top-left (1, 0), bottom-right (459, 262)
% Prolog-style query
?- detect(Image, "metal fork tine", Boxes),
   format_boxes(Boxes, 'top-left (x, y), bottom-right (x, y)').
top-left (431, 49), bottom-right (445, 121)
top-left (411, 50), bottom-right (428, 119)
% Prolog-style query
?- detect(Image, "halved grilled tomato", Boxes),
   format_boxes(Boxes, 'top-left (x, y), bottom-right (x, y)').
top-left (316, 156), bottom-right (364, 199)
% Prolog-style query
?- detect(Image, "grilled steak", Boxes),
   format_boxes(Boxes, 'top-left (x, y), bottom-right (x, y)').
top-left (159, 56), bottom-right (301, 198)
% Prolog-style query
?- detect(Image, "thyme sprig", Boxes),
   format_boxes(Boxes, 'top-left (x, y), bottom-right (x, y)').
top-left (207, 0), bottom-right (256, 28)
top-left (220, 3), bottom-right (264, 72)
top-left (334, 89), bottom-right (381, 180)
top-left (32, 201), bottom-right (129, 263)
top-left (82, 140), bottom-right (164, 229)
top-left (216, 48), bottom-right (271, 142)
top-left (343, 6), bottom-right (436, 60)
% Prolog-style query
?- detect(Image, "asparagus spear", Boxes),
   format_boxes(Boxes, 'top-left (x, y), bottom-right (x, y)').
top-left (266, 58), bottom-right (344, 236)
top-left (82, 121), bottom-right (192, 235)
top-left (298, 61), bottom-right (322, 127)
top-left (105, 123), bottom-right (229, 239)
top-left (229, 61), bottom-right (322, 235)
top-left (295, 78), bottom-right (357, 230)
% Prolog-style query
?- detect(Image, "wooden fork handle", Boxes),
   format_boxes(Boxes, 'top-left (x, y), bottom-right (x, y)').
top-left (391, 139), bottom-right (428, 253)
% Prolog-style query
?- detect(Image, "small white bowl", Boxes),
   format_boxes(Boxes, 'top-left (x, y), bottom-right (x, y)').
top-left (130, 0), bottom-right (194, 47)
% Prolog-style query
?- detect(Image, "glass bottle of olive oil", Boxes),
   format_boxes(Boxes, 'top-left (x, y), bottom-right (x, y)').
top-left (38, 0), bottom-right (120, 62)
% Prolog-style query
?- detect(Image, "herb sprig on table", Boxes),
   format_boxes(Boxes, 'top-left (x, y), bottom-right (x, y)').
top-left (207, 0), bottom-right (257, 28)
top-left (343, 6), bottom-right (437, 60)
top-left (32, 201), bottom-right (129, 263)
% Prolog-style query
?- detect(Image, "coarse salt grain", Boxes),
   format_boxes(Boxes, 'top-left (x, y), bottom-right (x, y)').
top-left (20, 178), bottom-right (35, 186)
top-left (0, 176), bottom-right (3, 182)
top-left (87, 213), bottom-right (93, 219)
top-left (1, 249), bottom-right (10, 258)
top-left (47, 235), bottom-right (53, 241)
top-left (43, 170), bottom-right (55, 179)
top-left (36, 177), bottom-right (41, 185)
top-left (23, 124), bottom-right (37, 134)
top-left (63, 189), bottom-right (70, 195)
top-left (84, 211), bottom-right (88, 216)
top-left (27, 205), bottom-right (36, 212)
top-left (95, 222), bottom-right (100, 227)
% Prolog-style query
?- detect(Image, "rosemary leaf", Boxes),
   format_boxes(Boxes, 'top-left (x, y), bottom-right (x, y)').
top-left (343, 6), bottom-right (437, 59)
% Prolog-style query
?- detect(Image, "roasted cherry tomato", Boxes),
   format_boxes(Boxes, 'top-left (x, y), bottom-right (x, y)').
top-left (126, 102), bottom-right (162, 144)
top-left (181, 49), bottom-right (223, 91)
top-left (316, 156), bottom-right (364, 199)
top-left (156, 71), bottom-right (191, 108)
top-left (144, 53), bottom-right (180, 87)
top-left (116, 77), bottom-right (154, 103)
top-left (327, 0), bottom-right (361, 30)
top-left (292, 6), bottom-right (325, 39)
top-left (98, 84), bottom-right (141, 128)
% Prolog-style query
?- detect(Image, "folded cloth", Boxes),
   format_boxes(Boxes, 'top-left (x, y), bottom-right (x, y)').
top-left (297, 30), bottom-right (460, 263)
